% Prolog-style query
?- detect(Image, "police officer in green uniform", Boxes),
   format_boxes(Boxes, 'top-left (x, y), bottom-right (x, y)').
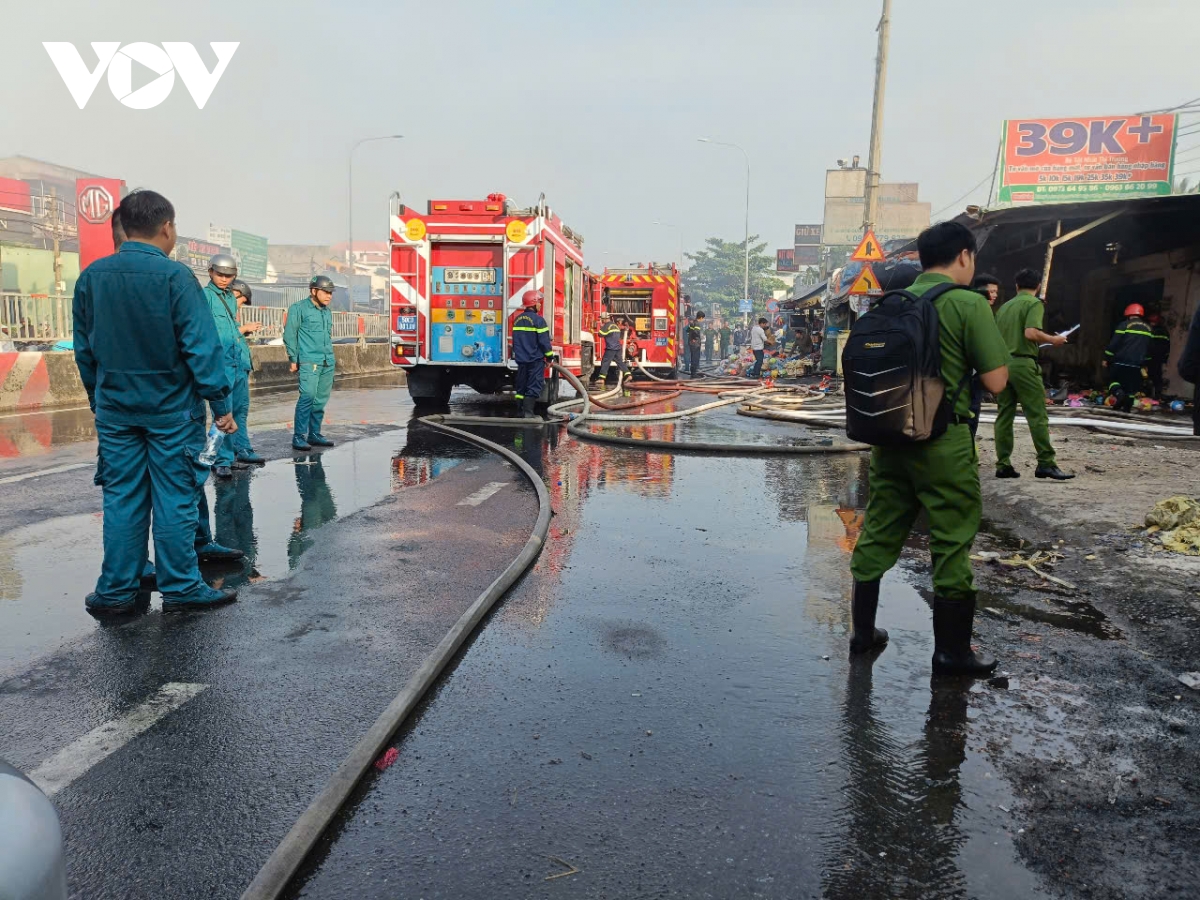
top-left (73, 190), bottom-right (238, 613)
top-left (285, 275), bottom-right (336, 451)
top-left (848, 222), bottom-right (1010, 676)
top-left (993, 268), bottom-right (1073, 480)
top-left (230, 279), bottom-right (265, 465)
top-left (204, 254), bottom-right (252, 478)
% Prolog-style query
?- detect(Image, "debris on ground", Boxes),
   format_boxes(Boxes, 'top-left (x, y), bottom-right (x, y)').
top-left (970, 549), bottom-right (1076, 590)
top-left (1178, 672), bottom-right (1200, 691)
top-left (1142, 497), bottom-right (1200, 555)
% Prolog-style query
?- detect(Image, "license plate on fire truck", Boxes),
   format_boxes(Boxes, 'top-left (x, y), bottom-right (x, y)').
top-left (397, 314), bottom-right (417, 331)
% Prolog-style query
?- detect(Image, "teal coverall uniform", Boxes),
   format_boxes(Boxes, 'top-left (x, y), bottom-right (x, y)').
top-left (993, 291), bottom-right (1056, 469)
top-left (850, 273), bottom-right (1010, 602)
top-left (284, 297), bottom-right (335, 444)
top-left (204, 280), bottom-right (254, 466)
top-left (73, 241), bottom-right (232, 606)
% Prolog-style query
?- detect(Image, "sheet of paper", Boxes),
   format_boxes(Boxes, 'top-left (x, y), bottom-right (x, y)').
top-left (1040, 323), bottom-right (1080, 348)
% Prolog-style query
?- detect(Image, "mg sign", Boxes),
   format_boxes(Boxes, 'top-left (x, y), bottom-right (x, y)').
top-left (77, 184), bottom-right (114, 225)
top-left (42, 42), bottom-right (239, 110)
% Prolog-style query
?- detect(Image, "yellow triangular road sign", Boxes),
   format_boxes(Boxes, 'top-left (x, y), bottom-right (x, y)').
top-left (848, 264), bottom-right (882, 295)
top-left (850, 230), bottom-right (886, 262)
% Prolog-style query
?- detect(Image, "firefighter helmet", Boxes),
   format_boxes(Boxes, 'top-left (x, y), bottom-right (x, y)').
top-left (208, 253), bottom-right (237, 276)
top-left (231, 280), bottom-right (252, 304)
top-left (523, 290), bottom-right (544, 306)
top-left (1148, 313), bottom-right (1162, 325)
top-left (310, 274), bottom-right (336, 293)
top-left (1124, 303), bottom-right (1145, 318)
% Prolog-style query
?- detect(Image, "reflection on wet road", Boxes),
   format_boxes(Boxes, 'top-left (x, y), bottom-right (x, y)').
top-left (293, 426), bottom-right (1053, 900)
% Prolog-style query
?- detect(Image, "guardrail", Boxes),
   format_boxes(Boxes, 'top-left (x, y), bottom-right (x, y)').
top-left (1, 293), bottom-right (388, 346)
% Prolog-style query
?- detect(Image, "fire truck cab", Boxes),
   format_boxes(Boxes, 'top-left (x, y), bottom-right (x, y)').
top-left (389, 194), bottom-right (596, 406)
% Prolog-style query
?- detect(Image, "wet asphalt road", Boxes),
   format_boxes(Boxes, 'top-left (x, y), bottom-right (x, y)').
top-left (0, 379), bottom-right (1078, 898)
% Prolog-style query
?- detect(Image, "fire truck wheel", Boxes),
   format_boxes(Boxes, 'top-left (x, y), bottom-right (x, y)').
top-left (407, 370), bottom-right (453, 408)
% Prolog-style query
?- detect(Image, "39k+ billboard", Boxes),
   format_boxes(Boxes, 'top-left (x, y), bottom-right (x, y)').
top-left (999, 114), bottom-right (1177, 204)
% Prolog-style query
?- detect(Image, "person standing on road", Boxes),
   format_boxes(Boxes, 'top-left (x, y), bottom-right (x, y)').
top-left (718, 321), bottom-right (732, 360)
top-left (966, 274), bottom-right (1001, 438)
top-left (1104, 304), bottom-right (1153, 411)
top-left (203, 254), bottom-right (252, 479)
top-left (73, 190), bottom-right (238, 614)
top-left (1147, 313), bottom-right (1171, 399)
top-left (749, 317), bottom-right (768, 379)
top-left (686, 311), bottom-right (705, 377)
top-left (511, 290), bottom-right (555, 418)
top-left (589, 311), bottom-right (627, 388)
top-left (285, 275), bottom-right (336, 452)
top-left (229, 280), bottom-right (265, 465)
top-left (704, 321), bottom-right (715, 364)
top-left (1177, 309), bottom-right (1200, 435)
top-left (993, 268), bottom-right (1073, 481)
top-left (848, 221), bottom-right (1010, 676)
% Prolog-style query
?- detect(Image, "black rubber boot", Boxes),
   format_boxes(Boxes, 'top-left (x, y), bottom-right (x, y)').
top-left (931, 596), bottom-right (997, 677)
top-left (520, 396), bottom-right (538, 419)
top-left (849, 579), bottom-right (889, 654)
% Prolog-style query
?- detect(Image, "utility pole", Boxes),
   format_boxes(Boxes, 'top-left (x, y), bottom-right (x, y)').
top-left (863, 0), bottom-right (892, 233)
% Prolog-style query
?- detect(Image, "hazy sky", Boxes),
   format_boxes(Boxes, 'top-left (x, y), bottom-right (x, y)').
top-left (4, 0), bottom-right (1198, 264)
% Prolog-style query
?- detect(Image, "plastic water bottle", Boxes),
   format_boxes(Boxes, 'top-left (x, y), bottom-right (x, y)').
top-left (198, 423), bottom-right (225, 466)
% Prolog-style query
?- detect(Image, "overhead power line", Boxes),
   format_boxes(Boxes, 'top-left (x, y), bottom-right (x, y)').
top-left (931, 169), bottom-right (995, 220)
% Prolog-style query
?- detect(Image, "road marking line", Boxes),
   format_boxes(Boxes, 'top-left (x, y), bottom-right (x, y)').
top-left (29, 682), bottom-right (208, 797)
top-left (457, 482), bottom-right (510, 507)
top-left (0, 462), bottom-right (91, 485)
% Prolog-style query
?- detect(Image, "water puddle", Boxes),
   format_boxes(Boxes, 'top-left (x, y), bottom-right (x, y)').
top-left (979, 589), bottom-right (1122, 640)
top-left (0, 431), bottom-right (475, 677)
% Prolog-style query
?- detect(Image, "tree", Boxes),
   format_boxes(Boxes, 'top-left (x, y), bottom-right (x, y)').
top-left (683, 235), bottom-right (786, 320)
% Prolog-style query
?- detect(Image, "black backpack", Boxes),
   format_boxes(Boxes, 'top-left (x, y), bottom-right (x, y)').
top-left (842, 283), bottom-right (967, 446)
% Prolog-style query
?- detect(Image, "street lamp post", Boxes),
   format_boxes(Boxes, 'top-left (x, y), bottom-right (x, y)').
top-left (348, 134), bottom-right (403, 295)
top-left (698, 137), bottom-right (750, 326)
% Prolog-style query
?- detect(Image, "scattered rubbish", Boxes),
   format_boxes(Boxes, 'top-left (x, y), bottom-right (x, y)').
top-left (998, 805), bottom-right (1010, 813)
top-left (545, 856), bottom-right (580, 881)
top-left (645, 730), bottom-right (653, 736)
top-left (1085, 554), bottom-right (1096, 561)
top-left (1177, 672), bottom-right (1200, 690)
top-left (580, 751), bottom-right (593, 760)
top-left (1155, 797), bottom-right (1172, 806)
top-left (988, 674), bottom-right (1011, 689)
top-left (548, 758), bottom-right (562, 765)
top-left (821, 655), bottom-right (830, 661)
top-left (971, 549), bottom-right (1076, 589)
top-left (374, 747), bottom-right (399, 772)
top-left (1142, 498), bottom-right (1200, 555)
top-left (631, 692), bottom-right (642, 697)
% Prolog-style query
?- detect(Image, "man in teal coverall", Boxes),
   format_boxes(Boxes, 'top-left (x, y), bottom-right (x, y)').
top-left (73, 190), bottom-right (239, 613)
top-left (285, 275), bottom-right (336, 452)
top-left (204, 254), bottom-right (255, 478)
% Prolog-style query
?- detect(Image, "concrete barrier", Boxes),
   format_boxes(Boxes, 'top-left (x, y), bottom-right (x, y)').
top-left (0, 344), bottom-right (400, 414)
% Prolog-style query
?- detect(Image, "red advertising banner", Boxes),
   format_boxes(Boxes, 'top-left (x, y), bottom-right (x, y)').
top-left (776, 248), bottom-right (797, 272)
top-left (76, 178), bottom-right (125, 269)
top-left (0, 177), bottom-right (32, 213)
top-left (999, 114), bottom-right (1177, 204)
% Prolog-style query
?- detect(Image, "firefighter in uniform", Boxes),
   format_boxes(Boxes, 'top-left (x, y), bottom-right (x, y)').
top-left (993, 268), bottom-right (1073, 480)
top-left (848, 222), bottom-right (1010, 677)
top-left (589, 311), bottom-right (627, 387)
top-left (1147, 313), bottom-right (1171, 399)
top-left (285, 275), bottom-right (337, 451)
top-left (686, 310), bottom-right (705, 377)
top-left (512, 290), bottom-right (554, 417)
top-left (1104, 304), bottom-right (1152, 411)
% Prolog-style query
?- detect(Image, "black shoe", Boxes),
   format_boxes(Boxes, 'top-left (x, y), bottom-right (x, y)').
top-left (196, 541), bottom-right (245, 562)
top-left (995, 465), bottom-right (1020, 479)
top-left (931, 596), bottom-right (997, 677)
top-left (849, 579), bottom-right (889, 654)
top-left (237, 451), bottom-right (266, 467)
top-left (292, 438), bottom-right (312, 452)
top-left (162, 586), bottom-right (237, 612)
top-left (1035, 465), bottom-right (1075, 480)
top-left (232, 458), bottom-right (252, 469)
top-left (308, 434), bottom-right (334, 448)
top-left (85, 592), bottom-right (138, 615)
top-left (213, 465), bottom-right (233, 479)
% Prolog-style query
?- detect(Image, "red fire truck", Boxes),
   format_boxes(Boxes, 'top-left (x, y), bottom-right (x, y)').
top-left (596, 263), bottom-right (681, 376)
top-left (389, 193), bottom-right (597, 406)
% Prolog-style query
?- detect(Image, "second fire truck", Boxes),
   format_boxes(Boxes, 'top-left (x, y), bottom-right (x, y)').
top-left (596, 263), bottom-right (681, 377)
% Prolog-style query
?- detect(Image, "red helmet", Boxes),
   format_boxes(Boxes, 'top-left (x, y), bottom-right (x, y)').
top-left (1148, 313), bottom-right (1163, 325)
top-left (1124, 303), bottom-right (1145, 317)
top-left (523, 290), bottom-right (544, 306)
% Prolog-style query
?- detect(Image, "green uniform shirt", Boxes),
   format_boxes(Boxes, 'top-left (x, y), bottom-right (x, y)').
top-left (911, 272), bottom-right (1010, 418)
top-left (994, 291), bottom-right (1044, 360)
top-left (283, 297), bottom-right (335, 365)
top-left (204, 281), bottom-right (252, 371)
